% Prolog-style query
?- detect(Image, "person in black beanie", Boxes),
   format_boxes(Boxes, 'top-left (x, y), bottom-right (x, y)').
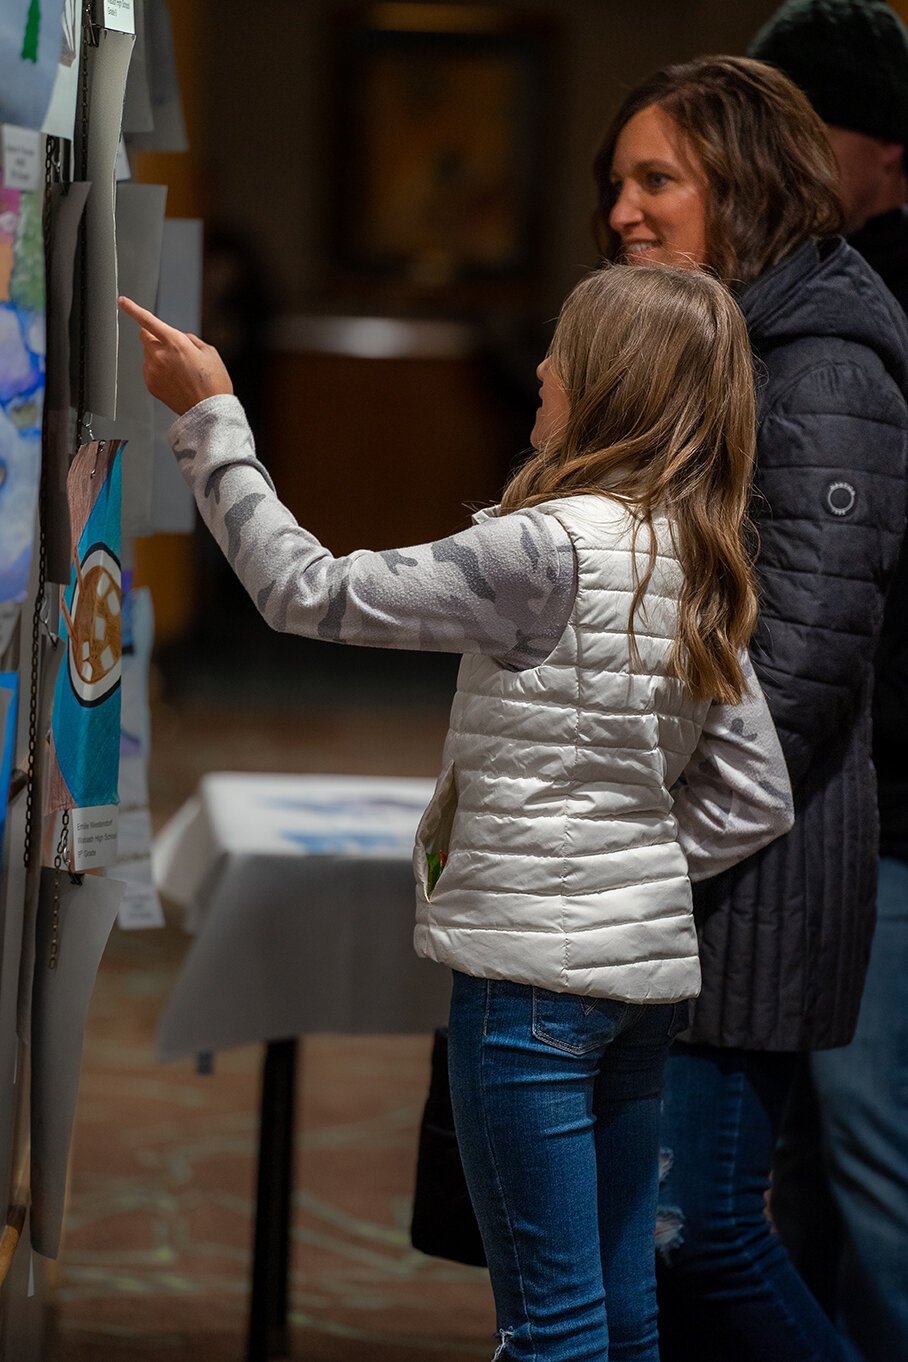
top-left (751, 5), bottom-right (908, 1361)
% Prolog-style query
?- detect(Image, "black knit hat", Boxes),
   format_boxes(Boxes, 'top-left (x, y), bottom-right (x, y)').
top-left (750, 0), bottom-right (908, 144)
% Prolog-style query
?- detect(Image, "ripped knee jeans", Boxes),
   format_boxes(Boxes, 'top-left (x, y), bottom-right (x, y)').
top-left (655, 1042), bottom-right (848, 1362)
top-left (447, 971), bottom-right (686, 1362)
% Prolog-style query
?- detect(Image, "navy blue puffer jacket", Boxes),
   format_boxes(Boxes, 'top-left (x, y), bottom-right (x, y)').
top-left (686, 238), bottom-right (908, 1051)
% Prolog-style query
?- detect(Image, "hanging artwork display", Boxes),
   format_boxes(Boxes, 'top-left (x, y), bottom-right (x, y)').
top-left (46, 438), bottom-right (125, 818)
top-left (0, 173), bottom-right (45, 607)
top-left (0, 0), bottom-right (68, 131)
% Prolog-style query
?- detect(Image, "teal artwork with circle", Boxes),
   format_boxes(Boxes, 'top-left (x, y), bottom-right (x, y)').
top-left (47, 441), bottom-right (125, 813)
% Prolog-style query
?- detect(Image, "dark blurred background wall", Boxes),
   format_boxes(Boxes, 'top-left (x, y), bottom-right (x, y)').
top-left (201, 0), bottom-right (779, 316)
top-left (134, 0), bottom-right (817, 646)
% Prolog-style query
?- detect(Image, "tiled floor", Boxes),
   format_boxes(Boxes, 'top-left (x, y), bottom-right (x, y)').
top-left (51, 645), bottom-right (497, 1361)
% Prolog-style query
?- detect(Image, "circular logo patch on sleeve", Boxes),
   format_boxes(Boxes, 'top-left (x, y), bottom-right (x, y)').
top-left (825, 481), bottom-right (857, 517)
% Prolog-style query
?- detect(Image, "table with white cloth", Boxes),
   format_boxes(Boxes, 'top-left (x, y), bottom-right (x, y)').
top-left (152, 772), bottom-right (451, 1362)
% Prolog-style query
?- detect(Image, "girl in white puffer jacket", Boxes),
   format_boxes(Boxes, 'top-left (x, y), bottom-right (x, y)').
top-left (122, 263), bottom-right (791, 1362)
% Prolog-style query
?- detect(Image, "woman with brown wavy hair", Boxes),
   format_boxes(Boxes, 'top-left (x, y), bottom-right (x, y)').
top-left (118, 262), bottom-right (792, 1361)
top-left (593, 55), bottom-right (908, 1362)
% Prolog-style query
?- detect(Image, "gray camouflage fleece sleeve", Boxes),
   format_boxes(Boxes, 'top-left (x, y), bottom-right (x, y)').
top-left (168, 394), bottom-right (577, 670)
top-left (672, 653), bottom-right (794, 881)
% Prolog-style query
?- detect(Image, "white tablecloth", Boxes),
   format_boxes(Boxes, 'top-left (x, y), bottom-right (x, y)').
top-left (152, 772), bottom-right (450, 1060)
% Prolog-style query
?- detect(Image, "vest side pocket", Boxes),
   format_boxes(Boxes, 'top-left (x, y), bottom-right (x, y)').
top-left (414, 763), bottom-right (458, 899)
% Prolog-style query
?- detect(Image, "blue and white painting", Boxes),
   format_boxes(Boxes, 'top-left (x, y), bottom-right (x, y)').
top-left (0, 177), bottom-right (45, 604)
top-left (0, 0), bottom-right (68, 131)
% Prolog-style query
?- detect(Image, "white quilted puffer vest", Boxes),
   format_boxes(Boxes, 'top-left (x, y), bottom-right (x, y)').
top-left (412, 493), bottom-right (711, 1003)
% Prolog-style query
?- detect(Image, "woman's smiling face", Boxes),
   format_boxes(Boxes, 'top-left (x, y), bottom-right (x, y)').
top-left (608, 103), bottom-right (709, 270)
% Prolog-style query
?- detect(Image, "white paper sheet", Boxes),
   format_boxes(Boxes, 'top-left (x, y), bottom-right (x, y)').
top-left (42, 0), bottom-right (84, 141)
top-left (105, 586), bottom-right (163, 927)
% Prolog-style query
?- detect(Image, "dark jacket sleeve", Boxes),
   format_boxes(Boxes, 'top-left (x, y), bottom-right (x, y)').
top-left (750, 352), bottom-right (908, 788)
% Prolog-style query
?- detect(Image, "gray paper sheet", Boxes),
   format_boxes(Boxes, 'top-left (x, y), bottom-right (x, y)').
top-left (45, 182), bottom-right (90, 585)
top-left (124, 0), bottom-right (186, 153)
top-left (150, 218), bottom-right (201, 533)
top-left (46, 183), bottom-right (90, 413)
top-left (30, 870), bottom-right (123, 1259)
top-left (94, 183), bottom-right (166, 535)
top-left (121, 0), bottom-right (152, 134)
top-left (78, 27), bottom-right (135, 421)
top-left (0, 602), bottom-right (20, 660)
top-left (0, 788), bottom-right (28, 1203)
top-left (0, 0), bottom-right (67, 131)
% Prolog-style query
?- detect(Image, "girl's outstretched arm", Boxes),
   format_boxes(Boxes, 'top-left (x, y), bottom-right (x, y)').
top-left (118, 294), bottom-right (576, 668)
top-left (166, 394), bottom-right (576, 668)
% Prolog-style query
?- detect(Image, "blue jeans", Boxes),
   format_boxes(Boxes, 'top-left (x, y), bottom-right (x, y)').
top-left (447, 970), bottom-right (685, 1362)
top-left (775, 856), bottom-right (908, 1362)
top-left (656, 1043), bottom-right (848, 1362)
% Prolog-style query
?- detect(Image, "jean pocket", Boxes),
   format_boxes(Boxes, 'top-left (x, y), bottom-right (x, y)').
top-left (531, 988), bottom-right (628, 1055)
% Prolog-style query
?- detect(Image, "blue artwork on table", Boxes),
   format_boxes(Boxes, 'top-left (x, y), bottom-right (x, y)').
top-left (264, 797), bottom-right (426, 817)
top-left (277, 829), bottom-right (406, 855)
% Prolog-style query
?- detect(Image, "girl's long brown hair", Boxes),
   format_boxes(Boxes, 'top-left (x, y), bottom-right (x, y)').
top-left (501, 264), bottom-right (758, 704)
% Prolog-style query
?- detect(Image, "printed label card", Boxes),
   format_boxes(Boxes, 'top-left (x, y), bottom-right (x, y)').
top-left (103, 0), bottom-right (135, 35)
top-left (1, 125), bottom-right (41, 190)
top-left (71, 803), bottom-right (119, 870)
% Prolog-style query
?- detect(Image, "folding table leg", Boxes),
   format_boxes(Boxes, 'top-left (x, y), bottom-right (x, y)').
top-left (246, 1037), bottom-right (299, 1361)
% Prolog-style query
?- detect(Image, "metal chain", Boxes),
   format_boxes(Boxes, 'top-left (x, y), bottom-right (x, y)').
top-left (49, 809), bottom-right (70, 969)
top-left (76, 0), bottom-right (96, 442)
top-left (22, 135), bottom-right (61, 873)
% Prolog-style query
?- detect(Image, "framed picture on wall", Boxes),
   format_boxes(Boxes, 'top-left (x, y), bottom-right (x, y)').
top-left (329, 4), bottom-right (555, 299)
